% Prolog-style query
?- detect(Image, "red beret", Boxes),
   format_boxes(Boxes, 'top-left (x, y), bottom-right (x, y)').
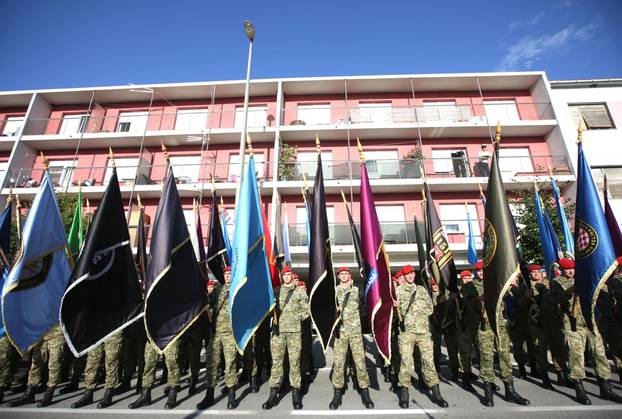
top-left (396, 270), bottom-right (404, 278)
top-left (224, 266), bottom-right (231, 272)
top-left (298, 280), bottom-right (305, 287)
top-left (282, 266), bottom-right (292, 274)
top-left (336, 267), bottom-right (350, 274)
top-left (528, 264), bottom-right (542, 272)
top-left (558, 258), bottom-right (575, 270)
top-left (207, 279), bottom-right (218, 285)
top-left (460, 270), bottom-right (473, 278)
top-left (474, 261), bottom-right (484, 270)
top-left (391, 275), bottom-right (397, 282)
top-left (617, 256), bottom-right (622, 265)
top-left (292, 272), bottom-right (299, 279)
top-left (402, 264), bottom-right (414, 275)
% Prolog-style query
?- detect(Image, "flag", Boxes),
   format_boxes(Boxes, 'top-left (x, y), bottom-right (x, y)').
top-left (466, 206), bottom-right (478, 266)
top-left (414, 213), bottom-right (429, 281)
top-left (206, 192), bottom-right (228, 283)
top-left (261, 200), bottom-right (279, 288)
top-left (550, 175), bottom-right (574, 256)
top-left (60, 168), bottom-right (144, 356)
top-left (67, 190), bottom-right (83, 264)
top-left (0, 200), bottom-right (12, 338)
top-left (482, 143), bottom-right (521, 336)
top-left (604, 176), bottom-right (622, 256)
top-left (302, 186), bottom-right (312, 250)
top-left (144, 170), bottom-right (207, 351)
top-left (229, 154), bottom-right (275, 352)
top-left (342, 191), bottom-right (365, 284)
top-left (574, 142), bottom-right (618, 330)
top-left (1, 173), bottom-right (72, 354)
top-left (359, 158), bottom-right (393, 362)
top-left (221, 204), bottom-right (233, 264)
top-left (308, 153), bottom-right (337, 352)
top-left (137, 205), bottom-right (148, 292)
top-left (273, 196), bottom-right (285, 270)
top-left (535, 188), bottom-right (563, 276)
top-left (424, 183), bottom-right (458, 291)
top-left (195, 204), bottom-right (207, 271)
top-left (282, 204), bottom-right (292, 266)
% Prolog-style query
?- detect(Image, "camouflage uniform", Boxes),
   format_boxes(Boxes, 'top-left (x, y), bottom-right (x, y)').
top-left (27, 325), bottom-right (65, 388)
top-left (83, 331), bottom-right (123, 390)
top-left (397, 282), bottom-right (438, 388)
top-left (458, 280), bottom-right (482, 377)
top-left (268, 283), bottom-right (310, 389)
top-left (332, 284), bottom-right (370, 389)
top-left (0, 336), bottom-right (19, 390)
top-left (205, 283), bottom-right (238, 389)
top-left (141, 339), bottom-right (181, 388)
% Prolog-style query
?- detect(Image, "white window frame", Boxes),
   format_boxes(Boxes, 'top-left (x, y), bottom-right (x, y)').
top-left (431, 149), bottom-right (469, 175)
top-left (105, 157), bottom-right (139, 184)
top-left (440, 203), bottom-right (480, 237)
top-left (296, 104), bottom-right (331, 125)
top-left (295, 151), bottom-right (333, 180)
top-left (2, 116), bottom-right (24, 136)
top-left (234, 105), bottom-right (268, 128)
top-left (116, 111), bottom-right (149, 133)
top-left (228, 153), bottom-right (265, 182)
top-left (169, 155), bottom-right (201, 183)
top-left (484, 100), bottom-right (520, 124)
top-left (498, 147), bottom-right (533, 176)
top-left (175, 108), bottom-right (209, 131)
top-left (356, 102), bottom-right (393, 124)
top-left (569, 104), bottom-right (614, 129)
top-left (59, 113), bottom-right (89, 136)
top-left (364, 150), bottom-right (399, 179)
top-left (47, 160), bottom-right (76, 189)
top-left (421, 101), bottom-right (469, 122)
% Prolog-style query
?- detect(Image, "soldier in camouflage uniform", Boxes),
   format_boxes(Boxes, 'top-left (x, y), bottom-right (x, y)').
top-left (262, 266), bottom-right (309, 410)
top-left (0, 335), bottom-right (19, 404)
top-left (396, 265), bottom-right (447, 409)
top-left (457, 269), bottom-right (480, 392)
top-left (597, 258), bottom-right (622, 384)
top-left (328, 267), bottom-right (374, 410)
top-left (71, 331), bottom-right (123, 409)
top-left (550, 258), bottom-right (622, 405)
top-left (386, 270), bottom-right (404, 390)
top-left (10, 324), bottom-right (65, 408)
top-left (197, 266), bottom-right (239, 410)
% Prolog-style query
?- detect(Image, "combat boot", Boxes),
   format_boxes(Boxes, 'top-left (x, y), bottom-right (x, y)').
top-left (60, 374), bottom-right (80, 394)
top-left (431, 384), bottom-right (448, 408)
top-left (227, 387), bottom-right (237, 409)
top-left (292, 387), bottom-right (303, 410)
top-left (128, 388), bottom-right (152, 409)
top-left (360, 387), bottom-right (374, 409)
top-left (164, 386), bottom-right (177, 409)
top-left (504, 381), bottom-right (530, 405)
top-left (250, 374), bottom-right (260, 393)
top-left (37, 387), bottom-right (55, 407)
top-left (188, 375), bottom-right (198, 396)
top-left (483, 381), bottom-right (494, 407)
top-left (329, 387), bottom-right (342, 410)
top-left (10, 385), bottom-right (35, 407)
top-left (97, 389), bottom-right (114, 409)
top-left (71, 388), bottom-right (94, 408)
top-left (599, 378), bottom-right (622, 403)
top-left (114, 378), bottom-right (131, 395)
top-left (262, 386), bottom-right (279, 409)
top-left (196, 387), bottom-right (214, 409)
top-left (542, 372), bottom-right (554, 390)
top-left (518, 364), bottom-right (527, 379)
top-left (574, 380), bottom-right (591, 405)
top-left (398, 386), bottom-right (409, 408)
top-left (462, 373), bottom-right (476, 393)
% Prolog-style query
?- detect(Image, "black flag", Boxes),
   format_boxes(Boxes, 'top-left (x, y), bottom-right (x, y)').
top-left (206, 191), bottom-right (228, 283)
top-left (341, 190), bottom-right (365, 285)
top-left (145, 170), bottom-right (207, 351)
top-left (137, 205), bottom-right (148, 292)
top-left (308, 153), bottom-right (337, 352)
top-left (60, 168), bottom-right (143, 357)
top-left (482, 143), bottom-right (521, 336)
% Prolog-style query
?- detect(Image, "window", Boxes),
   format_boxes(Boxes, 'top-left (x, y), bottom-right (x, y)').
top-left (376, 205), bottom-right (405, 243)
top-left (234, 105), bottom-right (268, 128)
top-left (440, 204), bottom-right (480, 236)
top-left (2, 116), bottom-right (24, 136)
top-left (295, 152), bottom-right (333, 180)
top-left (296, 104), bottom-right (331, 125)
top-left (0, 162), bottom-right (9, 182)
top-left (569, 104), bottom-right (614, 129)
top-left (498, 148), bottom-right (533, 175)
top-left (355, 103), bottom-right (393, 123)
top-left (484, 100), bottom-right (520, 123)
top-left (431, 149), bottom-right (470, 177)
top-left (592, 167), bottom-right (622, 199)
top-left (295, 206), bottom-right (334, 246)
top-left (170, 155), bottom-right (201, 183)
top-left (105, 157), bottom-right (139, 184)
top-left (116, 111), bottom-right (149, 133)
top-left (48, 160), bottom-right (76, 189)
top-left (228, 153), bottom-right (265, 182)
top-left (421, 101), bottom-right (469, 122)
top-left (365, 150), bottom-right (399, 179)
top-left (59, 114), bottom-right (88, 135)
top-left (175, 108), bottom-right (209, 131)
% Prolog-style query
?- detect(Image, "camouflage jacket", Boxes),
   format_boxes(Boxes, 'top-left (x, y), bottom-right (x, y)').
top-left (336, 285), bottom-right (364, 337)
top-left (209, 284), bottom-right (233, 335)
top-left (550, 275), bottom-right (586, 330)
top-left (275, 284), bottom-right (309, 333)
top-left (398, 282), bottom-right (433, 334)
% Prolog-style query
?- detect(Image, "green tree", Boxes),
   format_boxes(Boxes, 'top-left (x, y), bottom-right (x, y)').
top-left (278, 142), bottom-right (298, 180)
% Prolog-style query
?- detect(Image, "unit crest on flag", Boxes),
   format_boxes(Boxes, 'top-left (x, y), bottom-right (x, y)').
top-left (483, 219), bottom-right (497, 267)
top-left (575, 219), bottom-right (598, 258)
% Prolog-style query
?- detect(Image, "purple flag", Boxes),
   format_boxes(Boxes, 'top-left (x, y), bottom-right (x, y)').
top-left (604, 176), bottom-right (622, 256)
top-left (359, 161), bottom-right (393, 362)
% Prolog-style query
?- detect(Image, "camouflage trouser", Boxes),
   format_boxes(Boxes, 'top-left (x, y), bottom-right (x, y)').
top-left (205, 331), bottom-right (237, 388)
top-left (332, 332), bottom-right (370, 389)
top-left (458, 324), bottom-right (479, 375)
top-left (122, 322), bottom-right (147, 382)
top-left (432, 323), bottom-right (460, 373)
top-left (268, 332), bottom-right (301, 389)
top-left (28, 325), bottom-right (65, 388)
top-left (242, 337), bottom-right (259, 379)
top-left (478, 321), bottom-right (512, 383)
top-left (510, 324), bottom-right (535, 368)
top-left (0, 336), bottom-right (19, 388)
top-left (181, 320), bottom-right (204, 380)
top-left (142, 340), bottom-right (181, 388)
top-left (565, 326), bottom-right (610, 380)
top-left (84, 332), bottom-right (123, 389)
top-left (398, 332), bottom-right (439, 388)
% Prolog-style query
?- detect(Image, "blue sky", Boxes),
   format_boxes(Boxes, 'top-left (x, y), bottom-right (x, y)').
top-left (0, 0), bottom-right (620, 91)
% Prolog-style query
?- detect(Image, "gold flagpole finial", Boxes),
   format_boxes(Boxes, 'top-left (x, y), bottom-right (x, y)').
top-left (547, 162), bottom-right (553, 178)
top-left (220, 195), bottom-right (224, 207)
top-left (137, 194), bottom-right (142, 209)
top-left (340, 189), bottom-right (348, 205)
top-left (40, 152), bottom-right (49, 172)
top-left (356, 138), bottom-right (366, 162)
top-left (7, 188), bottom-right (13, 202)
top-left (161, 142), bottom-right (169, 164)
top-left (246, 133), bottom-right (254, 155)
top-left (315, 133), bottom-right (321, 153)
top-left (211, 176), bottom-right (216, 193)
top-left (421, 187), bottom-right (426, 202)
top-left (86, 199), bottom-right (91, 214)
top-left (302, 172), bottom-right (308, 191)
top-left (16, 194), bottom-right (21, 210)
top-left (577, 115), bottom-right (586, 143)
top-left (494, 121), bottom-right (502, 143)
top-left (478, 183), bottom-right (485, 199)
top-left (533, 179), bottom-right (539, 191)
top-left (108, 147), bottom-right (116, 168)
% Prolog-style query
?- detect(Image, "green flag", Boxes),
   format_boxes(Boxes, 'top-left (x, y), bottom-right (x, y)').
top-left (482, 142), bottom-right (520, 336)
top-left (67, 191), bottom-right (83, 264)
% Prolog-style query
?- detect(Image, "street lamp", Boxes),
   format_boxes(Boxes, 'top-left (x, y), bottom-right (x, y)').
top-left (234, 20), bottom-right (255, 208)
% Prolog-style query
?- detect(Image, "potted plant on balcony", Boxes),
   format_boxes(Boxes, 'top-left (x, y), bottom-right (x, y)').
top-left (400, 145), bottom-right (423, 178)
top-left (278, 142), bottom-right (298, 181)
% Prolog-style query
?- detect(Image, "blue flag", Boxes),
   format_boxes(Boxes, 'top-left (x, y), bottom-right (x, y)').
top-left (466, 206), bottom-right (478, 266)
top-left (2, 173), bottom-right (72, 354)
top-left (229, 155), bottom-right (275, 353)
top-left (574, 142), bottom-right (618, 330)
top-left (551, 176), bottom-right (574, 256)
top-left (0, 201), bottom-right (13, 338)
top-left (535, 189), bottom-right (562, 276)
top-left (222, 208), bottom-right (233, 264)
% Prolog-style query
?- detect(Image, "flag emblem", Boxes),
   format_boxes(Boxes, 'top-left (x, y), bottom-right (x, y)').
top-left (575, 219), bottom-right (598, 258)
top-left (13, 255), bottom-right (53, 292)
top-left (483, 219), bottom-right (497, 267)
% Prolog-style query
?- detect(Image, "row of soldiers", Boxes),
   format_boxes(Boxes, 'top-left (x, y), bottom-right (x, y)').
top-left (1, 258), bottom-right (622, 409)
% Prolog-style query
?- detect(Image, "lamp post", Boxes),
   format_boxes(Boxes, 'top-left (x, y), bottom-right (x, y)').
top-left (234, 20), bottom-right (255, 207)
